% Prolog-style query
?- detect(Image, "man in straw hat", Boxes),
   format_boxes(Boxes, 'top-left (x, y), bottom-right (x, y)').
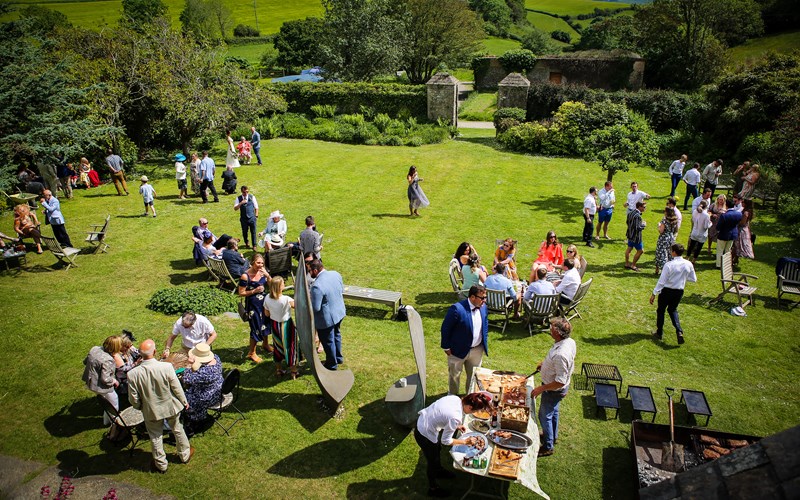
top-left (127, 339), bottom-right (194, 473)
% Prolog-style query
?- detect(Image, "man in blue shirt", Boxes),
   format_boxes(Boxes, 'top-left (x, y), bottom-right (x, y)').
top-left (199, 151), bottom-right (219, 203)
top-left (484, 263), bottom-right (522, 318)
top-left (715, 199), bottom-right (743, 268)
top-left (250, 127), bottom-right (262, 166)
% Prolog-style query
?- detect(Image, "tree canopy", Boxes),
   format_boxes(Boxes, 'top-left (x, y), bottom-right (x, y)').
top-left (273, 17), bottom-right (325, 71)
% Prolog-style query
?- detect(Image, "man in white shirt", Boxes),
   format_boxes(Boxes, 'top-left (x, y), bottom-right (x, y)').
top-left (555, 258), bottom-right (581, 306)
top-left (596, 181), bottom-right (616, 239)
top-left (692, 187), bottom-right (713, 213)
top-left (583, 186), bottom-right (597, 247)
top-left (163, 311), bottom-right (218, 357)
top-left (682, 162), bottom-right (702, 210)
top-left (669, 154), bottom-right (687, 197)
top-left (701, 159), bottom-right (723, 196)
top-left (667, 197), bottom-right (682, 230)
top-left (650, 243), bottom-right (697, 345)
top-left (624, 181), bottom-right (650, 214)
top-left (199, 150), bottom-right (219, 203)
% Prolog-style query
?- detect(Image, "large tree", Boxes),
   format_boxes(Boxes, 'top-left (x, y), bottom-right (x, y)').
top-left (121, 0), bottom-right (168, 30)
top-left (179, 0), bottom-right (218, 41)
top-left (398, 0), bottom-right (483, 84)
top-left (273, 17), bottom-right (325, 71)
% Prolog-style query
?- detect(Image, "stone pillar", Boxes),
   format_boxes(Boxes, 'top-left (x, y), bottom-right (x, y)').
top-left (497, 73), bottom-right (530, 110)
top-left (426, 73), bottom-right (459, 126)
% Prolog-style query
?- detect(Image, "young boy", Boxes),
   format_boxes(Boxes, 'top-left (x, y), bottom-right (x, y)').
top-left (139, 175), bottom-right (157, 217)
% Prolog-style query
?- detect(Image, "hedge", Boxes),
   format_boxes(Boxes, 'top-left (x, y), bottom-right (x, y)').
top-left (263, 82), bottom-right (428, 120)
top-left (148, 285), bottom-right (239, 316)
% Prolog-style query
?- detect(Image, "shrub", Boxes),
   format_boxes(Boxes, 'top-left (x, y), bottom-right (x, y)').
top-left (406, 136), bottom-right (424, 147)
top-left (310, 104), bottom-right (337, 118)
top-left (380, 135), bottom-right (404, 146)
top-left (233, 24), bottom-right (260, 37)
top-left (259, 47), bottom-right (279, 73)
top-left (224, 56), bottom-right (250, 70)
top-left (280, 113), bottom-right (314, 139)
top-left (778, 192), bottom-right (800, 238)
top-left (551, 30), bottom-right (571, 43)
top-left (493, 107), bottom-right (526, 132)
top-left (148, 285), bottom-right (239, 316)
top-left (373, 113), bottom-right (392, 133)
top-left (497, 122), bottom-right (552, 153)
top-left (339, 113), bottom-right (366, 127)
top-left (498, 49), bottom-right (537, 73)
top-left (359, 105), bottom-right (376, 119)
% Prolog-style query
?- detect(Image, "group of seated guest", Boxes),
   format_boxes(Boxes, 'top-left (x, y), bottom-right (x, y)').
top-left (484, 262), bottom-right (522, 318)
top-left (13, 204), bottom-right (43, 254)
top-left (192, 218), bottom-right (232, 264)
top-left (222, 238), bottom-right (249, 277)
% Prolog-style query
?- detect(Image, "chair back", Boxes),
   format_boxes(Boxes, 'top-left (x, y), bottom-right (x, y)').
top-left (208, 257), bottom-right (236, 290)
top-left (720, 252), bottom-right (734, 283)
top-left (221, 368), bottom-right (240, 397)
top-left (578, 256), bottom-right (588, 278)
top-left (527, 293), bottom-right (559, 316)
top-left (268, 246), bottom-right (293, 279)
top-left (485, 288), bottom-right (510, 313)
top-left (779, 260), bottom-right (800, 283)
top-left (40, 236), bottom-right (63, 256)
top-left (448, 260), bottom-right (463, 293)
top-left (571, 277), bottom-right (593, 305)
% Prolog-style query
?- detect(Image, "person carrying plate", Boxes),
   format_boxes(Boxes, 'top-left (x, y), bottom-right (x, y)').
top-left (414, 392), bottom-right (494, 497)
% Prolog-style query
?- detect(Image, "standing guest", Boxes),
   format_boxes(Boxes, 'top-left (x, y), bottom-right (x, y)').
top-left (13, 204), bottom-right (43, 253)
top-left (221, 238), bottom-right (248, 278)
top-left (524, 267), bottom-right (557, 301)
top-left (163, 311), bottom-right (218, 357)
top-left (414, 393), bottom-right (493, 497)
top-left (238, 253), bottom-right (272, 364)
top-left (182, 342), bottom-right (222, 435)
top-left (493, 238), bottom-right (518, 280)
top-left (554, 258), bottom-right (581, 307)
top-left (625, 201), bottom-right (647, 272)
top-left (79, 157), bottom-right (101, 188)
top-left (707, 194), bottom-right (727, 255)
top-left (650, 244), bottom-right (696, 345)
top-left (531, 231), bottom-right (564, 277)
top-left (264, 276), bottom-right (299, 379)
top-left (237, 136), bottom-right (252, 164)
top-left (692, 188), bottom-right (713, 213)
top-left (309, 259), bottom-right (346, 370)
top-left (732, 192), bottom-right (744, 212)
top-left (58, 162), bottom-right (75, 199)
top-left (596, 181), bottom-right (615, 239)
top-left (732, 199), bottom-right (755, 265)
top-left (715, 200), bottom-right (743, 268)
top-left (682, 162), bottom-right (702, 210)
top-left (583, 186), bottom-right (597, 247)
top-left (298, 215), bottom-right (323, 259)
top-left (668, 154), bottom-right (687, 198)
top-left (702, 159), bottom-right (723, 196)
top-left (234, 186), bottom-right (258, 248)
top-left (190, 153), bottom-right (202, 195)
top-left (175, 153), bottom-right (188, 200)
top-left (261, 210), bottom-right (288, 251)
top-left (687, 201), bottom-right (711, 264)
top-left (739, 164), bottom-right (761, 200)
top-left (654, 207), bottom-right (679, 274)
top-left (138, 176), bottom-right (157, 218)
top-left (624, 181), bottom-right (650, 214)
top-left (82, 335), bottom-right (122, 424)
top-left (250, 126), bottom-right (262, 166)
top-left (666, 197), bottom-right (682, 230)
top-left (221, 165), bottom-right (238, 195)
top-left (484, 263), bottom-right (522, 319)
top-left (225, 130), bottom-right (240, 169)
top-left (114, 334), bottom-right (140, 396)
top-left (440, 285), bottom-right (489, 395)
top-left (461, 253), bottom-right (487, 290)
top-left (105, 149), bottom-right (130, 196)
top-left (732, 160), bottom-right (751, 194)
top-left (407, 165), bottom-right (429, 216)
top-left (127, 339), bottom-right (193, 474)
top-left (530, 317), bottom-right (576, 457)
top-left (40, 189), bottom-right (72, 247)
top-left (199, 151), bottom-right (219, 203)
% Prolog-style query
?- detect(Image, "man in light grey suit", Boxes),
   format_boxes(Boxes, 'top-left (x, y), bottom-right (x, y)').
top-left (127, 339), bottom-right (194, 473)
top-left (309, 259), bottom-right (346, 370)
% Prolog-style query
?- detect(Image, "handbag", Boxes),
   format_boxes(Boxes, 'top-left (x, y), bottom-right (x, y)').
top-left (237, 299), bottom-right (248, 322)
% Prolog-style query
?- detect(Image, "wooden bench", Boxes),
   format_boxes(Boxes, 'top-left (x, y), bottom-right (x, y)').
top-left (342, 285), bottom-right (402, 317)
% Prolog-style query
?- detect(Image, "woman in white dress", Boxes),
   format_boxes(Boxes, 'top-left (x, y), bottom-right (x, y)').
top-left (226, 130), bottom-right (240, 169)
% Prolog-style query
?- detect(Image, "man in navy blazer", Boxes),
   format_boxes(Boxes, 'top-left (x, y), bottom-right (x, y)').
top-left (441, 285), bottom-right (489, 395)
top-left (310, 259), bottom-right (347, 370)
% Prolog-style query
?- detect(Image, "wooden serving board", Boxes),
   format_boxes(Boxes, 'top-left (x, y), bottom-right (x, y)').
top-left (488, 446), bottom-right (522, 479)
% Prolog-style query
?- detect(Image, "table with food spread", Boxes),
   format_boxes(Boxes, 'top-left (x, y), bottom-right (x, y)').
top-left (450, 367), bottom-right (550, 499)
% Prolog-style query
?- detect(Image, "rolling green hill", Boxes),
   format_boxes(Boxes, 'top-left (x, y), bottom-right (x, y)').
top-left (728, 30), bottom-right (800, 66)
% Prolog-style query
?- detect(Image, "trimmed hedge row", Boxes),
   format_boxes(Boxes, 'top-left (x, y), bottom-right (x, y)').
top-left (263, 82), bottom-right (428, 120)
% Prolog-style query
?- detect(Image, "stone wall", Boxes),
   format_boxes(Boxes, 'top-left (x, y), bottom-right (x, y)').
top-left (426, 73), bottom-right (459, 125)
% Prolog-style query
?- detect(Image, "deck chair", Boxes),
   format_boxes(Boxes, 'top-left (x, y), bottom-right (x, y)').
top-left (40, 235), bottom-right (80, 270)
top-left (449, 260), bottom-right (467, 299)
top-left (267, 246), bottom-right (294, 287)
top-left (714, 253), bottom-right (758, 308)
top-left (486, 288), bottom-right (514, 333)
top-left (85, 214), bottom-right (111, 253)
top-left (578, 256), bottom-right (588, 279)
top-left (208, 369), bottom-right (245, 436)
top-left (777, 258), bottom-right (800, 308)
top-left (97, 396), bottom-right (146, 456)
top-left (559, 277), bottom-right (593, 321)
top-left (207, 257), bottom-right (237, 292)
top-left (522, 293), bottom-right (559, 335)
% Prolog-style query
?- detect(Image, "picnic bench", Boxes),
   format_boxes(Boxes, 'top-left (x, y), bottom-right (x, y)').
top-left (342, 285), bottom-right (402, 317)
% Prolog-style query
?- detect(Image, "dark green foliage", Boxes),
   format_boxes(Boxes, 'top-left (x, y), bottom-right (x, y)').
top-left (122, 0), bottom-right (167, 30)
top-left (224, 56), bottom-right (250, 70)
top-left (493, 107), bottom-right (526, 132)
top-left (259, 46), bottom-right (279, 73)
top-left (777, 191), bottom-right (800, 237)
top-left (505, 0), bottom-right (526, 23)
top-left (498, 49), bottom-right (537, 72)
top-left (760, 0), bottom-right (800, 33)
top-left (264, 82), bottom-right (427, 119)
top-left (273, 17), bottom-right (324, 71)
top-left (233, 24), bottom-right (259, 37)
top-left (310, 104), bottom-right (337, 118)
top-left (148, 285), bottom-right (239, 316)
top-left (17, 6), bottom-right (71, 35)
top-left (520, 27), bottom-right (557, 55)
top-left (469, 0), bottom-right (512, 36)
top-left (550, 30), bottom-right (571, 43)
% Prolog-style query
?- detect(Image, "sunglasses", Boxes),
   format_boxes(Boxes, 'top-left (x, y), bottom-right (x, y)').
top-left (475, 295), bottom-right (487, 301)
top-left (567, 250), bottom-right (575, 254)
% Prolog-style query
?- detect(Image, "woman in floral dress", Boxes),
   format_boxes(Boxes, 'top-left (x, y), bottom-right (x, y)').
top-left (706, 194), bottom-right (727, 255)
top-left (733, 199), bottom-right (755, 265)
top-left (654, 207), bottom-right (679, 274)
top-left (182, 342), bottom-right (223, 432)
top-left (238, 253), bottom-right (272, 363)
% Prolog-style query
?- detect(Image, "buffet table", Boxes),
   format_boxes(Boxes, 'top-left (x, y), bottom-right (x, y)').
top-left (450, 367), bottom-right (550, 499)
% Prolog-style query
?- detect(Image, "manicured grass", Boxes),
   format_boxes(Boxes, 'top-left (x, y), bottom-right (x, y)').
top-left (226, 42), bottom-right (274, 67)
top-left (458, 92), bottom-right (497, 121)
top-left (482, 36), bottom-right (521, 56)
top-left (526, 10), bottom-right (581, 42)
top-left (450, 68), bottom-right (474, 82)
top-left (728, 30), bottom-right (800, 66)
top-left (1, 137), bottom-right (798, 499)
top-left (526, 0), bottom-right (631, 16)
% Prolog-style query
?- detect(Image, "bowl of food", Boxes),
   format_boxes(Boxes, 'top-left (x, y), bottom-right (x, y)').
top-left (472, 409), bottom-right (491, 420)
top-left (469, 419), bottom-right (491, 434)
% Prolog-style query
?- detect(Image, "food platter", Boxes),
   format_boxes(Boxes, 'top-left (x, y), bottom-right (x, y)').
top-left (488, 429), bottom-right (534, 451)
top-left (451, 431), bottom-right (489, 463)
top-left (469, 419), bottom-right (491, 434)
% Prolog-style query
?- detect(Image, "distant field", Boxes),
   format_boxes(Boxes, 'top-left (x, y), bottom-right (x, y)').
top-left (526, 10), bottom-right (580, 41)
top-left (526, 0), bottom-right (631, 16)
top-left (482, 36), bottom-right (521, 55)
top-left (227, 42), bottom-right (273, 66)
top-left (728, 30), bottom-right (800, 66)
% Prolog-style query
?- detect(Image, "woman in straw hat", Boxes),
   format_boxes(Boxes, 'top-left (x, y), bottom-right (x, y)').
top-left (183, 342), bottom-right (222, 432)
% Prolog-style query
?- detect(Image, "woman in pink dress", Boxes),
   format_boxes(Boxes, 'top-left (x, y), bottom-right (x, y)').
top-left (529, 231), bottom-right (564, 280)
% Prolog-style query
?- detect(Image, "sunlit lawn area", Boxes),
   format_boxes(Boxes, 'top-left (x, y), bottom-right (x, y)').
top-left (226, 42), bottom-right (274, 67)
top-left (526, 11), bottom-right (580, 42)
top-left (458, 92), bottom-right (497, 121)
top-left (525, 0), bottom-right (631, 16)
top-left (1, 131), bottom-right (798, 499)
top-left (483, 36), bottom-right (521, 56)
top-left (728, 30), bottom-right (800, 66)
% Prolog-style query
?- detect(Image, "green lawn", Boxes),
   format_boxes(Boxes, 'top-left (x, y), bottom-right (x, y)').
top-left (526, 11), bottom-right (580, 43)
top-left (526, 0), bottom-right (631, 16)
top-left (728, 30), bottom-right (800, 66)
top-left (482, 36), bottom-right (521, 56)
top-left (458, 92), bottom-right (497, 121)
top-left (226, 42), bottom-right (274, 67)
top-left (1, 135), bottom-right (798, 499)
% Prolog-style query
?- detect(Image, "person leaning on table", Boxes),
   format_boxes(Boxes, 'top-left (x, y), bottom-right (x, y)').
top-left (414, 392), bottom-right (494, 498)
top-left (530, 317), bottom-right (576, 458)
top-left (162, 311), bottom-right (217, 358)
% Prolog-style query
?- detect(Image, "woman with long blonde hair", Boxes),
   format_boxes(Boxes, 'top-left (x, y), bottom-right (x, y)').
top-left (264, 276), bottom-right (299, 379)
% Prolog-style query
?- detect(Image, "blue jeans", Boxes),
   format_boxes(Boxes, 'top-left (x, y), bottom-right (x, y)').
top-left (670, 174), bottom-right (682, 197)
top-left (319, 321), bottom-right (343, 369)
top-left (539, 389), bottom-right (567, 451)
top-left (684, 184), bottom-right (698, 210)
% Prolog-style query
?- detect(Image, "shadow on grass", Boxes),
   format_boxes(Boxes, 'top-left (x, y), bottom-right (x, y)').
top-left (44, 397), bottom-right (105, 438)
top-left (581, 332), bottom-right (654, 347)
top-left (170, 257), bottom-right (202, 271)
top-left (581, 394), bottom-right (620, 422)
top-left (415, 291), bottom-right (456, 306)
top-left (344, 304), bottom-right (393, 321)
top-left (521, 195), bottom-right (581, 225)
top-left (115, 214), bottom-right (151, 219)
top-left (602, 446), bottom-right (635, 499)
top-left (56, 447), bottom-right (154, 477)
top-left (268, 397), bottom-right (409, 479)
top-left (372, 213), bottom-right (413, 219)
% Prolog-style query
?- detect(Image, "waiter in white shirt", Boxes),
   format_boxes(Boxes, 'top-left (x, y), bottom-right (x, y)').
top-left (650, 243), bottom-right (697, 345)
top-left (682, 162), bottom-right (702, 210)
top-left (583, 186), bottom-right (597, 247)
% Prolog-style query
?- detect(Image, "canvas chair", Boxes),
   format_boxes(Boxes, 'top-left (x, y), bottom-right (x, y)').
top-left (85, 214), bottom-right (111, 253)
top-left (714, 252), bottom-right (758, 308)
top-left (267, 246), bottom-right (294, 288)
top-left (485, 288), bottom-right (514, 333)
top-left (206, 257), bottom-right (237, 293)
top-left (208, 369), bottom-right (245, 436)
top-left (777, 259), bottom-right (800, 308)
top-left (559, 277), bottom-right (593, 322)
top-left (40, 235), bottom-right (80, 270)
top-left (522, 293), bottom-right (559, 335)
top-left (97, 396), bottom-right (146, 455)
top-left (448, 260), bottom-right (467, 299)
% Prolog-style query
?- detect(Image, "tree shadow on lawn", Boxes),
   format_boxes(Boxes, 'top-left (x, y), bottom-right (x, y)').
top-left (455, 136), bottom-right (499, 148)
top-left (581, 332), bottom-right (657, 347)
top-left (44, 397), bottom-right (105, 438)
top-left (521, 195), bottom-right (581, 225)
top-left (344, 304), bottom-right (393, 321)
top-left (602, 446), bottom-right (635, 499)
top-left (267, 397), bottom-right (408, 479)
top-left (55, 447), bottom-right (155, 478)
top-left (415, 292), bottom-right (456, 306)
top-left (371, 213), bottom-right (414, 219)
